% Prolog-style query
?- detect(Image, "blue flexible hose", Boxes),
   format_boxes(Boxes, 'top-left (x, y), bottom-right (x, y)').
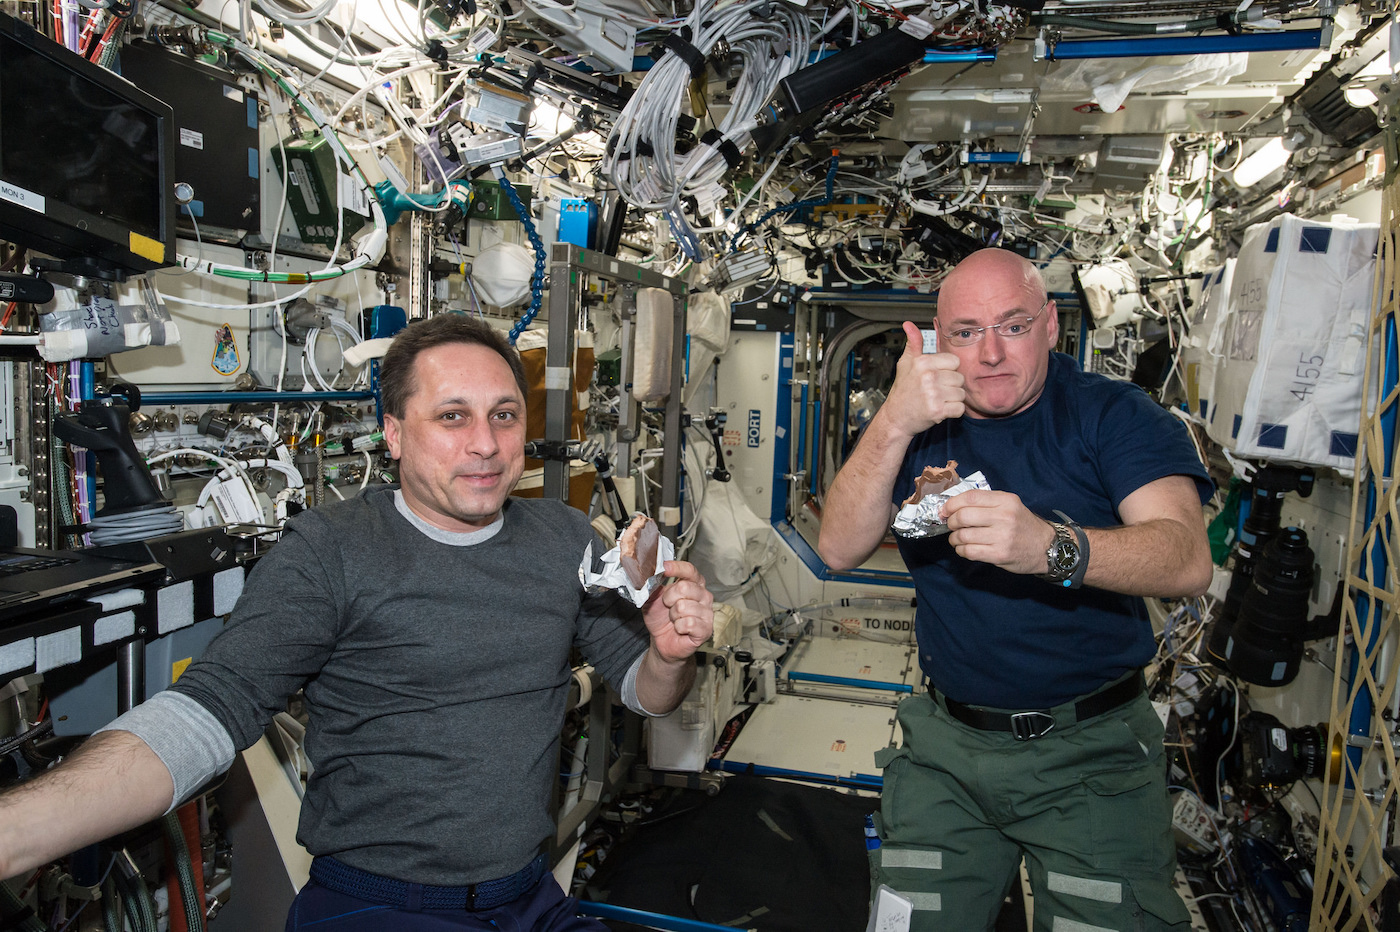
top-left (496, 171), bottom-right (547, 345)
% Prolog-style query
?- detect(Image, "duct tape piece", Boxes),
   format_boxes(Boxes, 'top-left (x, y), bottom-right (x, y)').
top-left (38, 294), bottom-right (179, 362)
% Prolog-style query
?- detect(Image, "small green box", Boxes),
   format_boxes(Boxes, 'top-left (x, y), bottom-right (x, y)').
top-left (470, 179), bottom-right (532, 222)
top-left (596, 347), bottom-right (621, 386)
top-left (270, 132), bottom-right (367, 247)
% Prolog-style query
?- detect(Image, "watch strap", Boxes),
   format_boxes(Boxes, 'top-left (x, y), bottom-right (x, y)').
top-left (1054, 510), bottom-right (1088, 589)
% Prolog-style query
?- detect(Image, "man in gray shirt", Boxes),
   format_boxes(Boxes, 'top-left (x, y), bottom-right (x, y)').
top-left (0, 314), bottom-right (714, 930)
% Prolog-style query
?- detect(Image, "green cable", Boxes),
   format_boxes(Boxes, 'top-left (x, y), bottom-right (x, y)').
top-left (102, 875), bottom-right (123, 931)
top-left (1167, 142), bottom-right (1214, 265)
top-left (0, 879), bottom-right (46, 932)
top-left (116, 865), bottom-right (159, 932)
top-left (181, 32), bottom-right (383, 284)
top-left (161, 813), bottom-right (206, 932)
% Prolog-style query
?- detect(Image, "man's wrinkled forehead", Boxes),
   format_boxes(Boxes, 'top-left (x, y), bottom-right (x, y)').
top-left (406, 341), bottom-right (526, 407)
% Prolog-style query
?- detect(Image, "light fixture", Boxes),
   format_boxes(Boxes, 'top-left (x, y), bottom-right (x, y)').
top-left (1233, 136), bottom-right (1291, 188)
top-left (1343, 83), bottom-right (1380, 108)
top-left (1342, 55), bottom-right (1390, 108)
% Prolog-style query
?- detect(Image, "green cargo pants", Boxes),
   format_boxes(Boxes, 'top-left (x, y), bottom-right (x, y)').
top-left (869, 687), bottom-right (1192, 932)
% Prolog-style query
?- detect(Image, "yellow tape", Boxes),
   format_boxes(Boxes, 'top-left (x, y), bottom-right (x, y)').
top-left (129, 231), bottom-right (166, 264)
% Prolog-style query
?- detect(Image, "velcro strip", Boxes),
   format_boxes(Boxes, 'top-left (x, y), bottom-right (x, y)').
top-left (902, 891), bottom-right (941, 911)
top-left (882, 848), bottom-right (943, 870)
top-left (1047, 871), bottom-right (1123, 904)
top-left (700, 129), bottom-right (742, 169)
top-left (1052, 918), bottom-right (1117, 932)
top-left (662, 33), bottom-right (706, 78)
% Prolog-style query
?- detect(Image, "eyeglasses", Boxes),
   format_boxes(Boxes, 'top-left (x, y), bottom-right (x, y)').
top-left (937, 299), bottom-right (1051, 348)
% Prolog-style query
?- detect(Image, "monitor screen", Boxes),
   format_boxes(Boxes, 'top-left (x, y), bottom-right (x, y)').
top-left (0, 38), bottom-right (162, 242)
top-left (0, 14), bottom-right (173, 275)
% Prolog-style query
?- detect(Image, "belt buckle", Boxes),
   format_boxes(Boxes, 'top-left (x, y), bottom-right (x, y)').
top-left (1010, 711), bottom-right (1055, 740)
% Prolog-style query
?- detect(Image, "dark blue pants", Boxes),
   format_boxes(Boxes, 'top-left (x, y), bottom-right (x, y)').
top-left (284, 874), bottom-right (609, 931)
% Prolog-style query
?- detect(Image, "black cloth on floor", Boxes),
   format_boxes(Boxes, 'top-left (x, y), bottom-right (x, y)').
top-left (590, 774), bottom-right (878, 931)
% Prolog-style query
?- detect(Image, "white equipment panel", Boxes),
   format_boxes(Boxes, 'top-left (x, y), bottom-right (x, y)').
top-left (727, 694), bottom-right (898, 780)
top-left (784, 634), bottom-right (917, 689)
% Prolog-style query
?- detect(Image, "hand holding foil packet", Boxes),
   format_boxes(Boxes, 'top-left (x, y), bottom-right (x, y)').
top-left (892, 461), bottom-right (991, 538)
top-left (578, 514), bottom-right (675, 607)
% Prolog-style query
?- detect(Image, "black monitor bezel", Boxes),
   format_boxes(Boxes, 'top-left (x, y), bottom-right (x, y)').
top-left (0, 12), bottom-right (176, 276)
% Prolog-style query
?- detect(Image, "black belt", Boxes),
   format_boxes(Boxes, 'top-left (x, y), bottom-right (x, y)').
top-left (940, 673), bottom-right (1143, 741)
top-left (309, 852), bottom-right (546, 911)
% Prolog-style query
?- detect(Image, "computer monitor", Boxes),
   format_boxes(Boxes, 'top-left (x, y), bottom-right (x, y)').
top-left (0, 12), bottom-right (176, 276)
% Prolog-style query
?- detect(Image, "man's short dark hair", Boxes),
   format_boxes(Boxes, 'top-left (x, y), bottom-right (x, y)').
top-left (379, 314), bottom-right (528, 419)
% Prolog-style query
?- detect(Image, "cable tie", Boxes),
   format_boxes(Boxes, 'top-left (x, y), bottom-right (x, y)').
top-left (701, 130), bottom-right (742, 170)
top-left (662, 33), bottom-right (706, 79)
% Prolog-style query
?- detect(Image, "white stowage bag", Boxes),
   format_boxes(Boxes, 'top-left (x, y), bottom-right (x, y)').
top-left (471, 242), bottom-right (534, 307)
top-left (1040, 53), bottom-right (1248, 114)
top-left (633, 287), bottom-right (673, 403)
top-left (688, 477), bottom-right (777, 598)
top-left (1180, 259), bottom-right (1234, 427)
top-left (683, 289), bottom-right (731, 405)
top-left (1205, 214), bottom-right (1379, 474)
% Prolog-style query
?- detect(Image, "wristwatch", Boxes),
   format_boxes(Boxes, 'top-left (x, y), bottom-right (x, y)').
top-left (1040, 510), bottom-right (1088, 589)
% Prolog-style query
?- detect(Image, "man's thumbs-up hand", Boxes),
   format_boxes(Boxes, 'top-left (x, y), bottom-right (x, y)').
top-left (880, 320), bottom-right (966, 439)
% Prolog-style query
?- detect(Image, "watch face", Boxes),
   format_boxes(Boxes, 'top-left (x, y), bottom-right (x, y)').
top-left (1050, 540), bottom-right (1079, 574)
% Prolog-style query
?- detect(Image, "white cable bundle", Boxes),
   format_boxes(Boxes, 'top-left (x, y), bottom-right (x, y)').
top-left (898, 143), bottom-right (987, 217)
top-left (603, 0), bottom-right (810, 246)
top-left (253, 0), bottom-right (338, 26)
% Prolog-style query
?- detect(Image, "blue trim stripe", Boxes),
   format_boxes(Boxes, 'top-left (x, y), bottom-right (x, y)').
top-left (786, 671), bottom-right (913, 693)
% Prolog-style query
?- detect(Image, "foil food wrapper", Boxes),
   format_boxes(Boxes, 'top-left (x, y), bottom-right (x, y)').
top-left (891, 471), bottom-right (991, 538)
top-left (578, 534), bottom-right (676, 608)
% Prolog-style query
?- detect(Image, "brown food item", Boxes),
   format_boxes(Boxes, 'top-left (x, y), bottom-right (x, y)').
top-left (903, 460), bottom-right (961, 505)
top-left (619, 514), bottom-right (660, 590)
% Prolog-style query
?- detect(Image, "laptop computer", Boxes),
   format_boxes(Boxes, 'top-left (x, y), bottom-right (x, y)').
top-left (0, 546), bottom-right (167, 623)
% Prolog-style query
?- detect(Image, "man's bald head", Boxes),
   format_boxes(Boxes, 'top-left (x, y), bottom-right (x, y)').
top-left (937, 248), bottom-right (1046, 319)
top-left (930, 247), bottom-right (1058, 419)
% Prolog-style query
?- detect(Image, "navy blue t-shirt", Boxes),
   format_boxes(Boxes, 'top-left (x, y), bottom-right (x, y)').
top-left (892, 352), bottom-right (1212, 709)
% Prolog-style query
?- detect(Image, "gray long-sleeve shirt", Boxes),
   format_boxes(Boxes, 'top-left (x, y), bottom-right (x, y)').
top-left (153, 488), bottom-right (648, 885)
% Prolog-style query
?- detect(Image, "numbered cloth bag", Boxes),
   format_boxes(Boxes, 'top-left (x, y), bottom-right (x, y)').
top-left (1205, 214), bottom-right (1377, 473)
